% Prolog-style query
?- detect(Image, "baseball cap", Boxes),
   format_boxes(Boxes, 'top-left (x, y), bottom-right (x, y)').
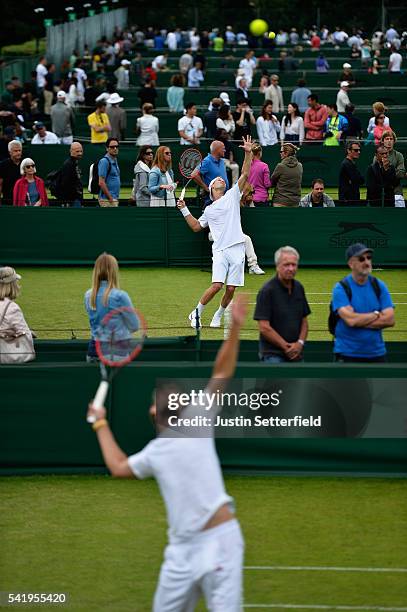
top-left (343, 63), bottom-right (352, 69)
top-left (0, 266), bottom-right (21, 284)
top-left (340, 80), bottom-right (350, 87)
top-left (121, 59), bottom-right (131, 65)
top-left (34, 121), bottom-right (45, 129)
top-left (57, 90), bottom-right (66, 98)
top-left (345, 243), bottom-right (373, 260)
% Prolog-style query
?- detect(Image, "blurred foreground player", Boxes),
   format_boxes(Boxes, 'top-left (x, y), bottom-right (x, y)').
top-left (87, 295), bottom-right (248, 611)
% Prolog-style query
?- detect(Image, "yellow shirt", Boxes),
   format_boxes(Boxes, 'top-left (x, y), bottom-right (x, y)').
top-left (87, 111), bottom-right (110, 143)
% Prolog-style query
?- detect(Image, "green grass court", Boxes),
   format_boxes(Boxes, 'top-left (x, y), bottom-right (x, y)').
top-left (1, 475), bottom-right (406, 610)
top-left (17, 267), bottom-right (407, 341)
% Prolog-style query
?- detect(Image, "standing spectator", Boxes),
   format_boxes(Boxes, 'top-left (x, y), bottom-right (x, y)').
top-left (290, 79), bottom-right (311, 114)
top-left (235, 77), bottom-right (250, 104)
top-left (388, 47), bottom-right (402, 73)
top-left (380, 130), bottom-right (406, 207)
top-left (35, 56), bottom-right (48, 93)
top-left (51, 91), bottom-right (74, 144)
top-left (280, 103), bottom-right (304, 145)
top-left (137, 77), bottom-right (158, 109)
top-left (187, 62), bottom-right (204, 88)
top-left (58, 142), bottom-right (83, 208)
top-left (213, 32), bottom-right (224, 52)
top-left (270, 143), bottom-right (303, 207)
top-left (43, 63), bottom-right (56, 115)
top-left (331, 244), bottom-right (394, 363)
top-left (87, 101), bottom-right (111, 144)
top-left (148, 146), bottom-right (177, 207)
top-left (338, 142), bottom-right (364, 204)
top-left (304, 94), bottom-right (328, 144)
top-left (253, 246), bottom-right (310, 363)
top-left (107, 93), bottom-right (127, 142)
top-left (323, 104), bottom-right (348, 147)
top-left (66, 77), bottom-right (80, 107)
top-left (166, 30), bottom-right (177, 50)
top-left (204, 98), bottom-right (221, 139)
top-left (366, 102), bottom-right (390, 142)
top-left (0, 267), bottom-right (35, 364)
top-left (300, 178), bottom-right (335, 207)
top-left (256, 101), bottom-right (280, 146)
top-left (72, 61), bottom-right (88, 102)
top-left (0, 140), bottom-right (22, 205)
top-left (136, 103), bottom-right (159, 146)
top-left (114, 60), bottom-right (131, 89)
top-left (31, 122), bottom-right (59, 144)
top-left (178, 103), bottom-right (203, 145)
top-left (98, 138), bottom-right (121, 207)
top-left (144, 64), bottom-right (157, 86)
top-left (315, 53), bottom-right (330, 73)
top-left (373, 113), bottom-right (390, 145)
top-left (311, 32), bottom-right (321, 50)
top-left (385, 25), bottom-right (398, 44)
top-left (238, 50), bottom-right (257, 88)
top-left (179, 51), bottom-right (193, 75)
top-left (215, 104), bottom-right (235, 140)
top-left (366, 145), bottom-right (398, 207)
top-left (343, 104), bottom-right (363, 141)
top-left (264, 75), bottom-right (284, 112)
top-left (248, 143), bottom-right (271, 206)
top-left (166, 74), bottom-right (185, 113)
top-left (336, 81), bottom-right (351, 113)
top-left (360, 40), bottom-right (372, 68)
top-left (193, 140), bottom-right (229, 204)
top-left (371, 50), bottom-right (383, 75)
top-left (189, 29), bottom-right (200, 51)
top-left (13, 158), bottom-right (48, 207)
top-left (131, 145), bottom-right (153, 206)
top-left (233, 100), bottom-right (256, 141)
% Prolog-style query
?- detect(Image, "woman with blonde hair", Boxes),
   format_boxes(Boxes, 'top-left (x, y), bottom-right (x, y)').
top-left (148, 146), bottom-right (177, 207)
top-left (136, 102), bottom-right (160, 146)
top-left (248, 143), bottom-right (271, 206)
top-left (270, 142), bottom-right (303, 207)
top-left (84, 252), bottom-right (136, 362)
top-left (0, 267), bottom-right (35, 363)
top-left (13, 158), bottom-right (49, 207)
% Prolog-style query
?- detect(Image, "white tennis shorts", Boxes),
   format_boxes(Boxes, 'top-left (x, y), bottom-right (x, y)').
top-left (212, 243), bottom-right (245, 287)
top-left (153, 519), bottom-right (244, 612)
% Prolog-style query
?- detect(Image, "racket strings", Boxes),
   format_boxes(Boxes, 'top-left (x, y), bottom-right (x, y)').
top-left (179, 149), bottom-right (202, 178)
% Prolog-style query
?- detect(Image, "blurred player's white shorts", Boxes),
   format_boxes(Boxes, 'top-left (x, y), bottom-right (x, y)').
top-left (153, 518), bottom-right (244, 611)
top-left (212, 243), bottom-right (245, 287)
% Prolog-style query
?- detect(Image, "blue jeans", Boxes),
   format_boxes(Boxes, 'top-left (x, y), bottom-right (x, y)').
top-left (261, 354), bottom-right (304, 363)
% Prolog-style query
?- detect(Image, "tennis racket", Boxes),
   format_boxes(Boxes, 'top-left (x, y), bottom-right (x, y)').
top-left (178, 148), bottom-right (203, 200)
top-left (87, 306), bottom-right (147, 423)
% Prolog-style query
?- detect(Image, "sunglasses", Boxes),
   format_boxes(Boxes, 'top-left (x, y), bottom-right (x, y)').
top-left (164, 151), bottom-right (171, 155)
top-left (108, 145), bottom-right (119, 149)
top-left (145, 151), bottom-right (153, 155)
top-left (25, 164), bottom-right (35, 168)
top-left (358, 254), bottom-right (372, 262)
top-left (351, 148), bottom-right (361, 152)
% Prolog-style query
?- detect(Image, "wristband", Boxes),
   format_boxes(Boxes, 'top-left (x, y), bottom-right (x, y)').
top-left (92, 418), bottom-right (108, 431)
top-left (374, 310), bottom-right (380, 318)
top-left (297, 339), bottom-right (305, 346)
top-left (181, 206), bottom-right (191, 217)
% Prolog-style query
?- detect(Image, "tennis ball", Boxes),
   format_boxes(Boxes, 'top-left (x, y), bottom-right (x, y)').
top-left (249, 19), bottom-right (268, 37)
top-left (268, 31), bottom-right (276, 39)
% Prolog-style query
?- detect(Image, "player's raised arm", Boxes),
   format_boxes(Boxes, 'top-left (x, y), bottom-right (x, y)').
top-left (237, 136), bottom-right (254, 191)
top-left (177, 198), bottom-right (204, 232)
top-left (206, 294), bottom-right (248, 394)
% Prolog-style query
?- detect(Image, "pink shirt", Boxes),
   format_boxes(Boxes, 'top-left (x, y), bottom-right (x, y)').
top-left (248, 158), bottom-right (271, 203)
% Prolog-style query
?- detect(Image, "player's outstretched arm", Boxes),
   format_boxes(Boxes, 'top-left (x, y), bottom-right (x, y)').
top-left (87, 404), bottom-right (134, 478)
top-left (237, 136), bottom-right (254, 191)
top-left (177, 198), bottom-right (203, 232)
top-left (207, 294), bottom-right (248, 394)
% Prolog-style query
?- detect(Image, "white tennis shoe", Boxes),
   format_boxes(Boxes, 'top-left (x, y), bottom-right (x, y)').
top-left (209, 312), bottom-right (223, 328)
top-left (249, 264), bottom-right (265, 275)
top-left (188, 310), bottom-right (202, 329)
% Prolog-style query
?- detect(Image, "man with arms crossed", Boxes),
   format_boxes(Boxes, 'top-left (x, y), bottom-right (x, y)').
top-left (178, 136), bottom-right (253, 328)
top-left (332, 243), bottom-right (395, 362)
top-left (87, 295), bottom-right (248, 611)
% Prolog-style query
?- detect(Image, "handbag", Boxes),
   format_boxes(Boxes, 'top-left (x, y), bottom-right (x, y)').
top-left (0, 300), bottom-right (36, 364)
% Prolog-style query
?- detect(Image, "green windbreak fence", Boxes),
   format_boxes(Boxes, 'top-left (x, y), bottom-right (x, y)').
top-left (1, 358), bottom-right (406, 476)
top-left (1, 206), bottom-right (406, 266)
top-left (14, 143), bottom-right (407, 187)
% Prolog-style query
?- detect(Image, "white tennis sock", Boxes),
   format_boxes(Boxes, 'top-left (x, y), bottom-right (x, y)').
top-left (215, 305), bottom-right (226, 317)
top-left (196, 302), bottom-right (205, 315)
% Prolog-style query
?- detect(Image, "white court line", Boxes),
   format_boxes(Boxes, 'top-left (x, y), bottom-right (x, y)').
top-left (244, 566), bottom-right (407, 573)
top-left (243, 605), bottom-right (407, 611)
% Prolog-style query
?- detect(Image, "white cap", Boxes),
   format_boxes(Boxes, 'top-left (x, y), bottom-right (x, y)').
top-left (107, 92), bottom-right (124, 104)
top-left (220, 92), bottom-right (230, 104)
top-left (343, 62), bottom-right (351, 69)
top-left (57, 90), bottom-right (66, 98)
top-left (340, 80), bottom-right (350, 87)
top-left (121, 59), bottom-right (131, 65)
top-left (95, 92), bottom-right (110, 103)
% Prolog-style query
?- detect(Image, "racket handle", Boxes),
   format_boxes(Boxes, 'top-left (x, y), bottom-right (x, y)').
top-left (87, 381), bottom-right (109, 423)
top-left (180, 187), bottom-right (186, 200)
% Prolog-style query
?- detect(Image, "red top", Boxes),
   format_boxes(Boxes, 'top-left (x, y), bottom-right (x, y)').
top-left (304, 104), bottom-right (329, 141)
top-left (13, 176), bottom-right (49, 207)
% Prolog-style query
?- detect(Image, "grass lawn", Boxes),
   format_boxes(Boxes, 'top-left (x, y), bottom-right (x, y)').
top-left (1, 475), bottom-right (406, 611)
top-left (16, 266), bottom-right (407, 341)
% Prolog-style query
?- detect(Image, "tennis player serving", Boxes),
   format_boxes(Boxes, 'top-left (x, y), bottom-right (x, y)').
top-left (87, 294), bottom-right (248, 611)
top-left (178, 135), bottom-right (254, 329)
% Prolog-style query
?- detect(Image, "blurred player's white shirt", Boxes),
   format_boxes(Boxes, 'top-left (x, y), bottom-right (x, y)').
top-left (128, 435), bottom-right (233, 544)
top-left (198, 182), bottom-right (245, 252)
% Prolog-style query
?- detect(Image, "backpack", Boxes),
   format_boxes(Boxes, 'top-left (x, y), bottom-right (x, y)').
top-left (45, 168), bottom-right (63, 199)
top-left (88, 156), bottom-right (112, 195)
top-left (328, 276), bottom-right (381, 336)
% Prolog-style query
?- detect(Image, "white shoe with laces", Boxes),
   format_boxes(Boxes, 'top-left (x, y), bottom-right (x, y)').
top-left (249, 264), bottom-right (265, 275)
top-left (209, 312), bottom-right (223, 328)
top-left (188, 310), bottom-right (202, 329)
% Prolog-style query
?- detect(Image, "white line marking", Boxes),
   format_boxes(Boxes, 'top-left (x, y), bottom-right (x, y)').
top-left (243, 605), bottom-right (407, 611)
top-left (244, 566), bottom-right (407, 573)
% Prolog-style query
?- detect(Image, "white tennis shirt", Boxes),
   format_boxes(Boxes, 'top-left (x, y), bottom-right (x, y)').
top-left (198, 182), bottom-right (245, 252)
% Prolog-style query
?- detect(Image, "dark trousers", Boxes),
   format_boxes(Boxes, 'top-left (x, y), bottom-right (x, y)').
top-left (334, 354), bottom-right (387, 363)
